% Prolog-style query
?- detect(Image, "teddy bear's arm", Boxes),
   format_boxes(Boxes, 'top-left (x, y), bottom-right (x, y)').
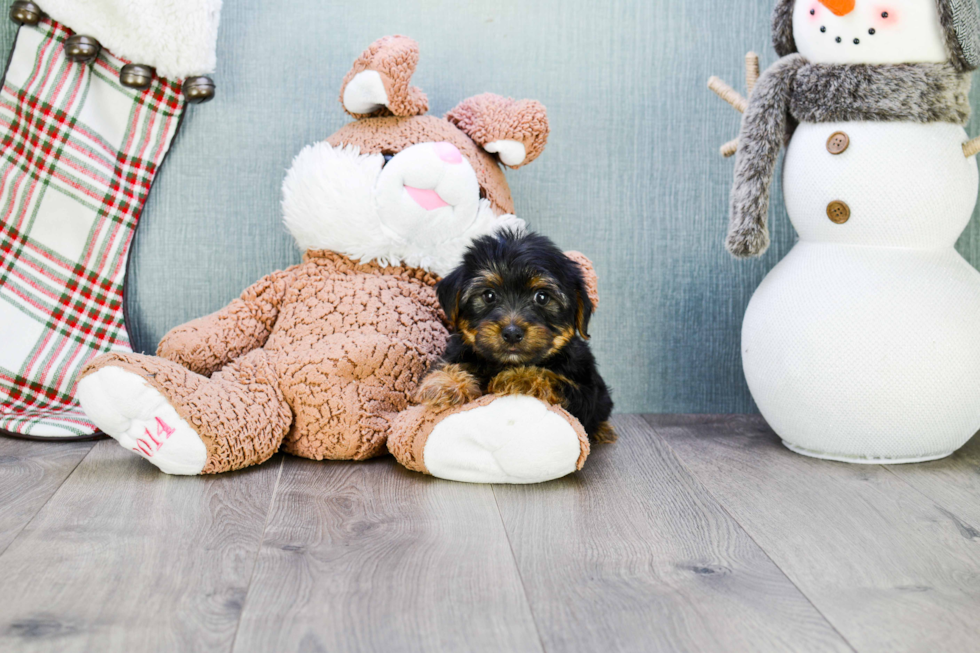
top-left (156, 270), bottom-right (291, 376)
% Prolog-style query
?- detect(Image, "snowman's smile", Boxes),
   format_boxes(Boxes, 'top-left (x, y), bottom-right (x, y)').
top-left (809, 3), bottom-right (890, 46)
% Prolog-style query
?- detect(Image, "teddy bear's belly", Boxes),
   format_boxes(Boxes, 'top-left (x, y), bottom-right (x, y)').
top-left (263, 275), bottom-right (447, 356)
top-left (253, 274), bottom-right (447, 460)
top-left (742, 242), bottom-right (980, 461)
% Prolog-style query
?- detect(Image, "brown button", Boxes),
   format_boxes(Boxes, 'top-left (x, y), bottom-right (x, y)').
top-left (827, 131), bottom-right (850, 154)
top-left (827, 200), bottom-right (850, 224)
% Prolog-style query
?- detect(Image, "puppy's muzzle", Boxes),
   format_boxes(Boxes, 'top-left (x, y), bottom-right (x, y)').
top-left (501, 324), bottom-right (524, 344)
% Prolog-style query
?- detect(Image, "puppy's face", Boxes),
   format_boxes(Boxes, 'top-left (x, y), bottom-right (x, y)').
top-left (438, 232), bottom-right (592, 365)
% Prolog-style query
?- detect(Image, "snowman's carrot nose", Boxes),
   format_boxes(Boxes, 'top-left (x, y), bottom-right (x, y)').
top-left (819, 0), bottom-right (856, 16)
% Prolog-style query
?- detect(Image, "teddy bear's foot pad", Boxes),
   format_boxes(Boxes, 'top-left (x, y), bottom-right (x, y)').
top-left (77, 366), bottom-right (207, 475)
top-left (423, 395), bottom-right (583, 484)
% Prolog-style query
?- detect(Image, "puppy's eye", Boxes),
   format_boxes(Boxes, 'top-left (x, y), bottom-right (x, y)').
top-left (482, 290), bottom-right (497, 304)
top-left (534, 291), bottom-right (550, 306)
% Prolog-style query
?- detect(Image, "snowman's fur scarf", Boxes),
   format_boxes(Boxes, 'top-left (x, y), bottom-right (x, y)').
top-left (729, 55), bottom-right (972, 258)
top-left (729, 54), bottom-right (806, 258)
top-left (790, 62), bottom-right (971, 124)
top-left (772, 0), bottom-right (980, 72)
top-left (281, 142), bottom-right (526, 277)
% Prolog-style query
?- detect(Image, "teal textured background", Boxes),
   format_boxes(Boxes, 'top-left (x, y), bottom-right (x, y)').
top-left (5, 0), bottom-right (980, 413)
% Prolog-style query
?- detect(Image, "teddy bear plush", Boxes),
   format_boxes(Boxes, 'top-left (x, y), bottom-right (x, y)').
top-left (76, 36), bottom-right (598, 483)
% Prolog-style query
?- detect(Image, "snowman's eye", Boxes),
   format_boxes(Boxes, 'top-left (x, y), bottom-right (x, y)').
top-left (881, 11), bottom-right (889, 18)
top-left (810, 8), bottom-right (815, 14)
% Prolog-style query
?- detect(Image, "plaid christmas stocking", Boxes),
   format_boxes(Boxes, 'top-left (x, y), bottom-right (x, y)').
top-left (0, 17), bottom-right (187, 438)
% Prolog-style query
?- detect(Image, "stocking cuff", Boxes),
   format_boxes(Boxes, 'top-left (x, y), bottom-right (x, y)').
top-left (37, 0), bottom-right (222, 79)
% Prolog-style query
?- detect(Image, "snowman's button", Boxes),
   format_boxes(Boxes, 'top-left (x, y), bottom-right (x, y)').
top-left (827, 131), bottom-right (850, 155)
top-left (827, 200), bottom-right (851, 224)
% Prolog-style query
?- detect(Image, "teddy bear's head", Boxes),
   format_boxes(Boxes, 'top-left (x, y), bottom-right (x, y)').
top-left (281, 35), bottom-right (550, 277)
top-left (772, 0), bottom-right (980, 69)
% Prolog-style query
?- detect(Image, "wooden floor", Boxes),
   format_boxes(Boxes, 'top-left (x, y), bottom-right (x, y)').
top-left (2, 415), bottom-right (980, 652)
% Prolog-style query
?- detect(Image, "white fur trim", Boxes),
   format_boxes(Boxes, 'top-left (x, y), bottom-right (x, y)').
top-left (281, 142), bottom-right (525, 277)
top-left (37, 0), bottom-right (222, 79)
top-left (484, 139), bottom-right (527, 166)
top-left (423, 396), bottom-right (583, 484)
top-left (342, 70), bottom-right (389, 114)
top-left (77, 367), bottom-right (207, 475)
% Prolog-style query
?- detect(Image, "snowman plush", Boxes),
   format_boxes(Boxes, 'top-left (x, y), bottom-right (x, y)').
top-left (712, 0), bottom-right (980, 462)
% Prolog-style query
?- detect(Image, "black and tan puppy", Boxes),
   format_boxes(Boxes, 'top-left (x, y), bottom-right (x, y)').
top-left (416, 230), bottom-right (615, 442)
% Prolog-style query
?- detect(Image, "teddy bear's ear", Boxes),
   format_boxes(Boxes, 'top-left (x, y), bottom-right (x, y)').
top-left (340, 36), bottom-right (429, 119)
top-left (445, 93), bottom-right (549, 168)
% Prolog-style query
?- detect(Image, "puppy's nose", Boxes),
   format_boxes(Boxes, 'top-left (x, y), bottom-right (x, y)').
top-left (502, 324), bottom-right (524, 344)
top-left (434, 141), bottom-right (462, 164)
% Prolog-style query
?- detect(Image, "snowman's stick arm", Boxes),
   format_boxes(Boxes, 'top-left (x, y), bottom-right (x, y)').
top-left (745, 52), bottom-right (760, 96)
top-left (721, 138), bottom-right (740, 158)
top-left (708, 77), bottom-right (747, 113)
top-left (963, 136), bottom-right (980, 158)
top-left (709, 53), bottom-right (759, 158)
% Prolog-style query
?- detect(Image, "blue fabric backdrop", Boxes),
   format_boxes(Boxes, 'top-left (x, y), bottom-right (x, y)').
top-left (4, 0), bottom-right (980, 413)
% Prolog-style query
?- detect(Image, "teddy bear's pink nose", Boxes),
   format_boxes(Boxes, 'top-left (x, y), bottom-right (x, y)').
top-left (434, 141), bottom-right (462, 164)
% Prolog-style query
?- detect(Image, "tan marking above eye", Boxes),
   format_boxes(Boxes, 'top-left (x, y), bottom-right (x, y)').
top-left (478, 270), bottom-right (503, 286)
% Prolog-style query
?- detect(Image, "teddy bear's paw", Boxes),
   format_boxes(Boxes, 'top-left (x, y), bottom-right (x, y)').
top-left (423, 395), bottom-right (585, 484)
top-left (76, 366), bottom-right (207, 475)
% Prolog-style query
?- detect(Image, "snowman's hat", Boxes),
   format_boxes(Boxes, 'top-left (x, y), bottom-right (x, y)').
top-left (772, 0), bottom-right (980, 71)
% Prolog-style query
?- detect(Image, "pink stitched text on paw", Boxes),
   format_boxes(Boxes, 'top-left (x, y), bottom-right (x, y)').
top-left (133, 417), bottom-right (176, 457)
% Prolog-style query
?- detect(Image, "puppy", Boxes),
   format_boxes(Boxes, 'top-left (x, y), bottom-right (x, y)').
top-left (415, 230), bottom-right (616, 442)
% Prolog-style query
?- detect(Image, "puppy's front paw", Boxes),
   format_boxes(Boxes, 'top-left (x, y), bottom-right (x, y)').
top-left (414, 364), bottom-right (482, 410)
top-left (488, 366), bottom-right (568, 406)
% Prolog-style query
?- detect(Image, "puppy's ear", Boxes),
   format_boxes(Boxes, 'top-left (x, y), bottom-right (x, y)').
top-left (436, 267), bottom-right (466, 329)
top-left (564, 251), bottom-right (599, 339)
top-left (445, 93), bottom-right (549, 168)
top-left (575, 287), bottom-right (593, 340)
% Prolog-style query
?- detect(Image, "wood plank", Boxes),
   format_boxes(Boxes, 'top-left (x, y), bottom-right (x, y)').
top-left (492, 415), bottom-right (852, 653)
top-left (0, 440), bottom-right (281, 653)
top-left (0, 437), bottom-right (94, 555)
top-left (649, 414), bottom-right (980, 653)
top-left (232, 455), bottom-right (542, 653)
top-left (885, 432), bottom-right (980, 533)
